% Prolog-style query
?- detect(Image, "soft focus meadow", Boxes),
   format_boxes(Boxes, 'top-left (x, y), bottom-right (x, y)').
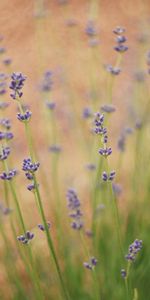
top-left (0, 0), bottom-right (150, 299)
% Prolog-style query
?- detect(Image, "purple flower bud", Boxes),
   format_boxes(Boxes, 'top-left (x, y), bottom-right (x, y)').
top-left (114, 44), bottom-right (128, 53)
top-left (0, 118), bottom-right (11, 130)
top-left (105, 65), bottom-right (121, 75)
top-left (9, 72), bottom-right (26, 100)
top-left (17, 110), bottom-right (32, 122)
top-left (116, 36), bottom-right (126, 43)
top-left (113, 26), bottom-right (125, 35)
top-left (38, 222), bottom-right (51, 231)
top-left (0, 169), bottom-right (17, 180)
top-left (0, 146), bottom-right (10, 161)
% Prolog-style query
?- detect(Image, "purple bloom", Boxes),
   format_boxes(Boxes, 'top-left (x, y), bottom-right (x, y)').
top-left (83, 257), bottom-right (98, 270)
top-left (99, 147), bottom-right (112, 157)
top-left (102, 171), bottom-right (115, 181)
top-left (17, 231), bottom-right (34, 244)
top-left (116, 36), bottom-right (126, 43)
top-left (0, 118), bottom-right (11, 130)
top-left (0, 131), bottom-right (13, 140)
top-left (38, 222), bottom-right (51, 231)
top-left (105, 65), bottom-right (121, 75)
top-left (66, 188), bottom-right (83, 230)
top-left (17, 110), bottom-right (32, 122)
top-left (22, 158), bottom-right (40, 173)
top-left (114, 44), bottom-right (128, 53)
top-left (0, 169), bottom-right (17, 180)
top-left (27, 183), bottom-right (37, 191)
top-left (125, 239), bottom-right (142, 262)
top-left (0, 146), bottom-right (10, 161)
top-left (9, 72), bottom-right (26, 99)
top-left (113, 26), bottom-right (125, 35)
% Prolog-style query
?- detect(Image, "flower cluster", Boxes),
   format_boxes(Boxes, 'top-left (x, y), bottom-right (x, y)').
top-left (125, 239), bottom-right (142, 262)
top-left (83, 257), bottom-right (98, 270)
top-left (66, 188), bottom-right (83, 230)
top-left (113, 26), bottom-right (128, 53)
top-left (0, 131), bottom-right (13, 140)
top-left (22, 158), bottom-right (40, 191)
top-left (0, 169), bottom-right (17, 180)
top-left (93, 112), bottom-right (112, 157)
top-left (121, 269), bottom-right (126, 278)
top-left (102, 170), bottom-right (116, 181)
top-left (17, 110), bottom-right (32, 122)
top-left (0, 146), bottom-right (10, 161)
top-left (17, 231), bottom-right (34, 244)
top-left (9, 72), bottom-right (26, 99)
top-left (0, 118), bottom-right (11, 130)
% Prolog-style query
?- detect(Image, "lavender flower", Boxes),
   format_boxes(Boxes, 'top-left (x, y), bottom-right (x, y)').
top-left (38, 222), bottom-right (51, 231)
top-left (17, 110), bottom-right (32, 122)
top-left (27, 183), bottom-right (37, 191)
top-left (0, 118), bottom-right (11, 130)
top-left (113, 26), bottom-right (125, 35)
top-left (83, 257), bottom-right (98, 270)
top-left (22, 158), bottom-right (40, 173)
top-left (0, 146), bottom-right (10, 161)
top-left (0, 169), bottom-right (17, 180)
top-left (113, 27), bottom-right (128, 53)
top-left (102, 170), bottom-right (116, 181)
top-left (0, 132), bottom-right (13, 140)
top-left (125, 239), bottom-right (143, 262)
top-left (114, 44), bottom-right (128, 53)
top-left (66, 188), bottom-right (83, 230)
top-left (99, 147), bottom-right (112, 157)
top-left (105, 65), bottom-right (121, 75)
top-left (17, 231), bottom-right (34, 244)
top-left (9, 72), bottom-right (26, 99)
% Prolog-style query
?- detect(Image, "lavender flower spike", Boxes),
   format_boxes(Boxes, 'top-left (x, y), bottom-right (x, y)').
top-left (125, 239), bottom-right (143, 262)
top-left (66, 188), bottom-right (83, 230)
top-left (9, 72), bottom-right (26, 99)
